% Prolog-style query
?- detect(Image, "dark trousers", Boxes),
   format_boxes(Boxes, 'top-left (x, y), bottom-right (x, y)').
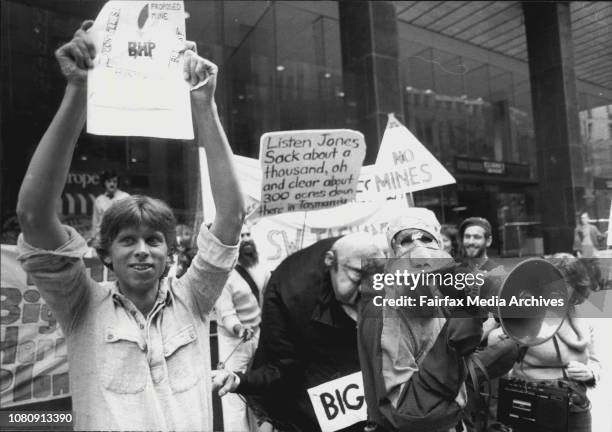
top-left (511, 410), bottom-right (591, 432)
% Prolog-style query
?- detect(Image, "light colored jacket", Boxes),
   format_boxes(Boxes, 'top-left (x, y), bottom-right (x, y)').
top-left (214, 263), bottom-right (269, 335)
top-left (18, 224), bottom-right (237, 431)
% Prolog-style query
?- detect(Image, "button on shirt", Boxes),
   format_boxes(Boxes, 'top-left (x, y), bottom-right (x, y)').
top-left (17, 224), bottom-right (238, 431)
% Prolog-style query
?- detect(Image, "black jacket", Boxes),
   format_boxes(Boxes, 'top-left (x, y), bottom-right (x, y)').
top-left (237, 237), bottom-right (365, 432)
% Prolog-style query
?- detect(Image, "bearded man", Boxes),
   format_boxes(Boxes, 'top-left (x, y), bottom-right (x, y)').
top-left (214, 228), bottom-right (270, 432)
top-left (459, 217), bottom-right (497, 272)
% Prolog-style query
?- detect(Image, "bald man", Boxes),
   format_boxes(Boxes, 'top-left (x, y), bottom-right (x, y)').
top-left (215, 233), bottom-right (385, 432)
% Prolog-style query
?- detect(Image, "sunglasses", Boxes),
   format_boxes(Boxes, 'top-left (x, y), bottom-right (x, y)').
top-left (394, 229), bottom-right (437, 248)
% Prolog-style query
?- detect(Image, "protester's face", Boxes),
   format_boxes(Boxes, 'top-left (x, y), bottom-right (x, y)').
top-left (108, 225), bottom-right (168, 295)
top-left (441, 234), bottom-right (452, 254)
top-left (392, 229), bottom-right (439, 258)
top-left (391, 229), bottom-right (450, 274)
top-left (462, 225), bottom-right (490, 258)
top-left (104, 177), bottom-right (118, 194)
top-left (176, 225), bottom-right (193, 249)
top-left (329, 253), bottom-right (364, 305)
top-left (239, 231), bottom-right (258, 266)
top-left (580, 213), bottom-right (589, 225)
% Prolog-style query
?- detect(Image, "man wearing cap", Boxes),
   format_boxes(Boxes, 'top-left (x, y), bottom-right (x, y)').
top-left (214, 232), bottom-right (385, 432)
top-left (357, 208), bottom-right (489, 432)
top-left (457, 217), bottom-right (519, 432)
top-left (459, 217), bottom-right (497, 272)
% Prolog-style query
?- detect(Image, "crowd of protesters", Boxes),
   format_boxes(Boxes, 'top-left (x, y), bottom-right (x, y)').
top-left (5, 19), bottom-right (609, 432)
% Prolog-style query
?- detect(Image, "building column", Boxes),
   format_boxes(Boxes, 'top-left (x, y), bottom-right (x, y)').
top-left (338, 2), bottom-right (403, 164)
top-left (523, 2), bottom-right (585, 253)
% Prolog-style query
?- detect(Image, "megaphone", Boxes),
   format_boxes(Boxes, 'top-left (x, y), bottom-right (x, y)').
top-left (482, 258), bottom-right (568, 346)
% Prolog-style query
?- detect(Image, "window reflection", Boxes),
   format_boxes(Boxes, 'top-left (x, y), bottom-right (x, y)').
top-left (579, 94), bottom-right (612, 226)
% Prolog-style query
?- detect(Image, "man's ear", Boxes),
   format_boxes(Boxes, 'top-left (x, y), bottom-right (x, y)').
top-left (486, 236), bottom-right (492, 248)
top-left (324, 250), bottom-right (335, 267)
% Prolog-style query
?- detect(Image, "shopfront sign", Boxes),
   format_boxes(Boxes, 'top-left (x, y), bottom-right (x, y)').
top-left (456, 157), bottom-right (530, 179)
top-left (483, 161), bottom-right (505, 174)
top-left (594, 177), bottom-right (612, 190)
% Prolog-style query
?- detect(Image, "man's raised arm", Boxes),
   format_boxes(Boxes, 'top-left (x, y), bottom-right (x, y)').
top-left (187, 51), bottom-right (245, 246)
top-left (17, 21), bottom-right (95, 249)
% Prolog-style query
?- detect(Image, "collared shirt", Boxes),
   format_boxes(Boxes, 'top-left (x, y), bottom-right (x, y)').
top-left (17, 224), bottom-right (237, 431)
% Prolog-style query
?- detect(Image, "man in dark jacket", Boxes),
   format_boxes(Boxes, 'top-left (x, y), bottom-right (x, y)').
top-left (215, 232), bottom-right (385, 432)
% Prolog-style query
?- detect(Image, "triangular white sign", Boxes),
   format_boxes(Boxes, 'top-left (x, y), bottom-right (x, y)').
top-left (359, 114), bottom-right (455, 201)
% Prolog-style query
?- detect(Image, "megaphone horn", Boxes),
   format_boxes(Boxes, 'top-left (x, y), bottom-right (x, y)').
top-left (482, 258), bottom-right (568, 346)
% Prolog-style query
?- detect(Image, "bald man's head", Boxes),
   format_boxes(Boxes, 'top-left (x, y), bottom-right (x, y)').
top-left (324, 232), bottom-right (386, 306)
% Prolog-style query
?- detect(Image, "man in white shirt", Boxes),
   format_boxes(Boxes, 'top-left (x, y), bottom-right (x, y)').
top-left (90, 170), bottom-right (130, 242)
top-left (215, 228), bottom-right (270, 432)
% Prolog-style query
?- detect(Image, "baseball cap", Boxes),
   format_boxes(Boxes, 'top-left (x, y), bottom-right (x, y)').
top-left (459, 217), bottom-right (492, 238)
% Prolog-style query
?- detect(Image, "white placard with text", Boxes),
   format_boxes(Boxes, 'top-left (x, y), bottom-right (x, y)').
top-left (307, 372), bottom-right (367, 432)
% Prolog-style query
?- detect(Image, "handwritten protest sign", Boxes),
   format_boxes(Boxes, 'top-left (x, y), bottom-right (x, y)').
top-left (87, 1), bottom-right (193, 139)
top-left (307, 372), bottom-right (367, 432)
top-left (358, 114), bottom-right (455, 201)
top-left (257, 130), bottom-right (366, 217)
top-left (251, 199), bottom-right (406, 269)
top-left (0, 246), bottom-right (116, 407)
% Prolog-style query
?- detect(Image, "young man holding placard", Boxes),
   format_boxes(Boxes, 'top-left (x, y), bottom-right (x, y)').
top-left (16, 21), bottom-right (244, 431)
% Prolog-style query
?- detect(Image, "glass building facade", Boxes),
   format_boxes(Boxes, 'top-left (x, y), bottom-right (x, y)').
top-left (2, 1), bottom-right (611, 255)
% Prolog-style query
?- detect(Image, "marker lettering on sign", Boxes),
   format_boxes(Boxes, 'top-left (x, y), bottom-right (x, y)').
top-left (319, 383), bottom-right (365, 420)
top-left (128, 41), bottom-right (156, 57)
top-left (258, 130), bottom-right (365, 216)
top-left (392, 149), bottom-right (415, 165)
top-left (373, 164), bottom-right (433, 192)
